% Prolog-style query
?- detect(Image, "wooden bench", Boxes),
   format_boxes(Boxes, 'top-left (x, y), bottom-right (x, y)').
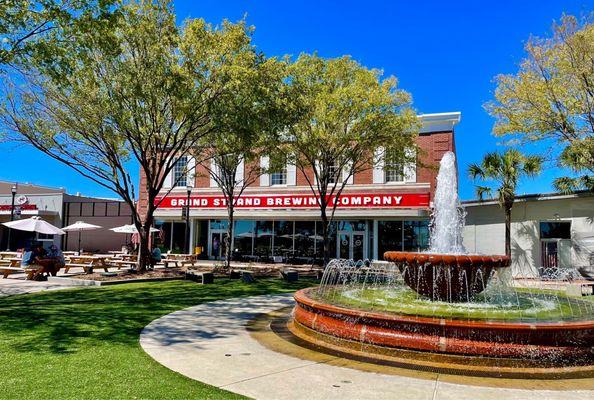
top-left (185, 271), bottom-right (214, 284)
top-left (0, 266), bottom-right (41, 280)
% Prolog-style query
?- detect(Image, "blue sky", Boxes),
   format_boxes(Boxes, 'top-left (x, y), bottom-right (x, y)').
top-left (1, 0), bottom-right (591, 200)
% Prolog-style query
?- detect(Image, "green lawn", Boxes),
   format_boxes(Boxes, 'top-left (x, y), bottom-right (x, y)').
top-left (0, 278), bottom-right (315, 400)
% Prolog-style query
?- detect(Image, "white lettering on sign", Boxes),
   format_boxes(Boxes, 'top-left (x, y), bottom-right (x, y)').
top-left (156, 192), bottom-right (429, 209)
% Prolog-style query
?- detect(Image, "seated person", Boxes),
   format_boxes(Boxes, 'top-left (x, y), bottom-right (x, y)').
top-left (31, 244), bottom-right (60, 278)
top-left (47, 244), bottom-right (65, 274)
top-left (149, 247), bottom-right (162, 268)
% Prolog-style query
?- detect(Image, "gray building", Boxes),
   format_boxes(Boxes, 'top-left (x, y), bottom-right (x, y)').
top-left (0, 181), bottom-right (133, 252)
top-left (462, 191), bottom-right (594, 279)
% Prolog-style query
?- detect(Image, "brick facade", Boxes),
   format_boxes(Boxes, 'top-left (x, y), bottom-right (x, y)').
top-left (137, 113), bottom-right (459, 217)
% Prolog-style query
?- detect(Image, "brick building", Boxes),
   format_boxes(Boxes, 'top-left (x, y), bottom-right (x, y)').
top-left (142, 112), bottom-right (460, 262)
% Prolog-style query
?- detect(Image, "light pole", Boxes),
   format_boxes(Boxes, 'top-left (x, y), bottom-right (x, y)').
top-left (6, 184), bottom-right (17, 251)
top-left (184, 184), bottom-right (192, 254)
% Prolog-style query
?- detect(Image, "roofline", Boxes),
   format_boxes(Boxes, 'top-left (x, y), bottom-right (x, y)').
top-left (462, 190), bottom-right (594, 207)
top-left (418, 112), bottom-right (461, 134)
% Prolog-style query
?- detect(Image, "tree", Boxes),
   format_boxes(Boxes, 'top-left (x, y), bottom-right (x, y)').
top-left (468, 149), bottom-right (542, 257)
top-left (199, 23), bottom-right (290, 269)
top-left (485, 15), bottom-right (594, 193)
top-left (0, 0), bottom-right (117, 67)
top-left (282, 54), bottom-right (418, 266)
top-left (1, 0), bottom-right (255, 270)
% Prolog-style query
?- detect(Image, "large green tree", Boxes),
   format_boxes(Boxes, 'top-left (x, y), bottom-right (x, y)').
top-left (1, 1), bottom-right (258, 270)
top-left (282, 54), bottom-right (418, 266)
top-left (486, 15), bottom-right (594, 193)
top-left (468, 149), bottom-right (542, 257)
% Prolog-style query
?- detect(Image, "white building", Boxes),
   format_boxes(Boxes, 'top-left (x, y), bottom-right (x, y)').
top-left (463, 191), bottom-right (594, 278)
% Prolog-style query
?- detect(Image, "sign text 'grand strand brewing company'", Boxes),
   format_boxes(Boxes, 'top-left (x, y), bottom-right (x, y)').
top-left (156, 193), bottom-right (430, 209)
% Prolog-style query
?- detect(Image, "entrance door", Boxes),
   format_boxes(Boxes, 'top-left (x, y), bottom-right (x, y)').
top-left (337, 231), bottom-right (366, 260)
top-left (540, 240), bottom-right (558, 278)
top-left (210, 231), bottom-right (228, 260)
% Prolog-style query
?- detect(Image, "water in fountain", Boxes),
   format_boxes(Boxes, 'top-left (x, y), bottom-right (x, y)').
top-left (428, 151), bottom-right (466, 254)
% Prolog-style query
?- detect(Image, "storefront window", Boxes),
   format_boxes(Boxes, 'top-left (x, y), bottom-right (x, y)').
top-left (273, 220), bottom-right (293, 256)
top-left (378, 221), bottom-right (403, 257)
top-left (209, 220), bottom-right (228, 230)
top-left (233, 220), bottom-right (254, 257)
top-left (403, 220), bottom-right (429, 251)
top-left (316, 221), bottom-right (336, 259)
top-left (294, 221), bottom-right (316, 258)
top-left (171, 222), bottom-right (187, 253)
top-left (254, 221), bottom-right (273, 258)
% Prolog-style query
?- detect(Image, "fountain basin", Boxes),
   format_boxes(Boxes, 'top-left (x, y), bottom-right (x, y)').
top-left (294, 288), bottom-right (594, 361)
top-left (384, 251), bottom-right (511, 302)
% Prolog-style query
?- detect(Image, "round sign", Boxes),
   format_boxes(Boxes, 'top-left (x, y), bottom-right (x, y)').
top-left (354, 239), bottom-right (362, 246)
top-left (341, 240), bottom-right (348, 246)
top-left (15, 195), bottom-right (28, 205)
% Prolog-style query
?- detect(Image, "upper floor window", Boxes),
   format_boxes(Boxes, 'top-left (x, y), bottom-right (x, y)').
top-left (173, 156), bottom-right (188, 187)
top-left (328, 162), bottom-right (341, 184)
top-left (384, 150), bottom-right (404, 183)
top-left (269, 154), bottom-right (288, 185)
top-left (270, 167), bottom-right (287, 185)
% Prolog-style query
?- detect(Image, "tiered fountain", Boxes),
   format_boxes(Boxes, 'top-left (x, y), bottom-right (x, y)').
top-left (291, 152), bottom-right (594, 376)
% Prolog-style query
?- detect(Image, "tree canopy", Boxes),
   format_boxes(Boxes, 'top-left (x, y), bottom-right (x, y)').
top-left (282, 54), bottom-right (418, 263)
top-left (486, 15), bottom-right (594, 193)
top-left (1, 0), bottom-right (265, 269)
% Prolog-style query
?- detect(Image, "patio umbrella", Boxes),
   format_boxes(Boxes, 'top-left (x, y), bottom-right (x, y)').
top-left (110, 224), bottom-right (160, 270)
top-left (109, 224), bottom-right (159, 234)
top-left (62, 221), bottom-right (102, 253)
top-left (2, 216), bottom-right (65, 235)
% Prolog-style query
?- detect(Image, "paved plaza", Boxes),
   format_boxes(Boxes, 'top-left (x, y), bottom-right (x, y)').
top-left (140, 294), bottom-right (594, 400)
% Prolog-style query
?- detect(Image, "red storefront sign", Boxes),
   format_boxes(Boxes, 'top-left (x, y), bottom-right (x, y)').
top-left (0, 205), bottom-right (37, 211)
top-left (156, 193), bottom-right (430, 209)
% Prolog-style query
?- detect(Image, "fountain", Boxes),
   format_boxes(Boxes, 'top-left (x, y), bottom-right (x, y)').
top-left (291, 152), bottom-right (594, 375)
top-left (385, 151), bottom-right (509, 302)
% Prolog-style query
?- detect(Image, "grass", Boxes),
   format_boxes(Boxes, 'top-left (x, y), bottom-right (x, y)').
top-left (0, 278), bottom-right (315, 400)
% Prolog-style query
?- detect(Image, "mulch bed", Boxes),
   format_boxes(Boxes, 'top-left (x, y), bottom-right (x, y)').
top-left (70, 268), bottom-right (186, 282)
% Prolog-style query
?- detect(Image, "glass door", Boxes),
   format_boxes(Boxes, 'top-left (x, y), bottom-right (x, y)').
top-left (337, 231), bottom-right (366, 260)
top-left (338, 232), bottom-right (350, 259)
top-left (210, 231), bottom-right (228, 260)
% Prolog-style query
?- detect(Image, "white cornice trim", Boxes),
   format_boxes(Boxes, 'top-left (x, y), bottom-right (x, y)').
top-left (418, 112), bottom-right (461, 134)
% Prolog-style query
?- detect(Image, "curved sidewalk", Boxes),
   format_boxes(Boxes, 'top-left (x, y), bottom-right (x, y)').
top-left (140, 294), bottom-right (593, 400)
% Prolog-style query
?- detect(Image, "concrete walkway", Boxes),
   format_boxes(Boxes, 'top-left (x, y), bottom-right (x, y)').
top-left (0, 275), bottom-right (76, 297)
top-left (139, 294), bottom-right (593, 400)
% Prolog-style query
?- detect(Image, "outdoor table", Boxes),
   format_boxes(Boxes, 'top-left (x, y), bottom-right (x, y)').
top-left (0, 252), bottom-right (20, 260)
top-left (64, 255), bottom-right (108, 273)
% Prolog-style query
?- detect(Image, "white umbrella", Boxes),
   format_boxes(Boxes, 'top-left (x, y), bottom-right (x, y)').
top-left (62, 221), bottom-right (102, 252)
top-left (2, 216), bottom-right (65, 235)
top-left (109, 224), bottom-right (159, 234)
top-left (109, 224), bottom-right (160, 270)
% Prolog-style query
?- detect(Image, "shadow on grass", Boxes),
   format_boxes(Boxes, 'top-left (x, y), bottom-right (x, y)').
top-left (0, 278), bottom-right (316, 355)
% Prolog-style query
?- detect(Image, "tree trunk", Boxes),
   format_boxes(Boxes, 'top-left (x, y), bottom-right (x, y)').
top-left (320, 206), bottom-right (330, 267)
top-left (504, 204), bottom-right (513, 258)
top-left (137, 228), bottom-right (151, 272)
top-left (225, 206), bottom-right (234, 270)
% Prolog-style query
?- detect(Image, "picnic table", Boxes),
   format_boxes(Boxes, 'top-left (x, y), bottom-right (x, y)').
top-left (161, 254), bottom-right (197, 268)
top-left (0, 251), bottom-right (20, 260)
top-left (64, 255), bottom-right (109, 274)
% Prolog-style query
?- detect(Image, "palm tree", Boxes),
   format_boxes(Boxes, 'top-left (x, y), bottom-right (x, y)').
top-left (468, 149), bottom-right (542, 257)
